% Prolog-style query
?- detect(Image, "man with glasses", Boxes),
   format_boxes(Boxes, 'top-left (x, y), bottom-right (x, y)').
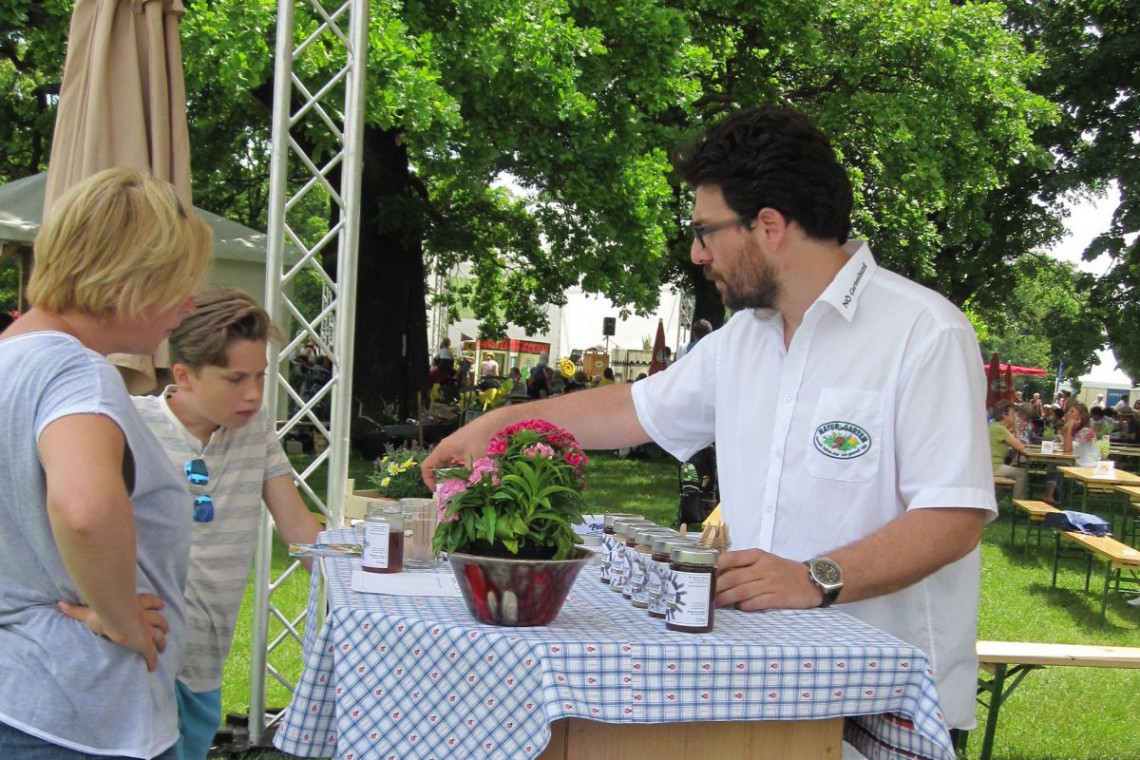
top-left (424, 106), bottom-right (995, 741)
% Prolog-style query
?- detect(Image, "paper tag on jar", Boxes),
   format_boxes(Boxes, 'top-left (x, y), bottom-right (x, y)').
top-left (1094, 459), bottom-right (1115, 476)
top-left (1041, 441), bottom-right (1055, 454)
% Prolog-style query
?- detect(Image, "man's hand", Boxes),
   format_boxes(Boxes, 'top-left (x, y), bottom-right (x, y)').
top-left (421, 416), bottom-right (501, 490)
top-left (57, 594), bottom-right (169, 672)
top-left (715, 549), bottom-right (824, 611)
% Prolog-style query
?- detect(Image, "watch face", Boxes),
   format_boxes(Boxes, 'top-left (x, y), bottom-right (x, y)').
top-left (812, 559), bottom-right (842, 586)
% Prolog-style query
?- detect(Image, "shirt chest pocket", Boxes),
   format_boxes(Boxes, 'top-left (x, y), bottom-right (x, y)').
top-left (804, 389), bottom-right (884, 483)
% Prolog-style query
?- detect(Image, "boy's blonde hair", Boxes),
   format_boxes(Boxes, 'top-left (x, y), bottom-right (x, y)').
top-left (170, 287), bottom-right (280, 370)
top-left (27, 168), bottom-right (213, 319)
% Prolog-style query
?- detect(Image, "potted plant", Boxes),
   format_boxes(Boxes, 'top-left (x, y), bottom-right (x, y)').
top-left (432, 419), bottom-right (594, 625)
top-left (369, 444), bottom-right (433, 499)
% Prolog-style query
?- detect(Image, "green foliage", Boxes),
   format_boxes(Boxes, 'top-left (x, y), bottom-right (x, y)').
top-left (368, 444), bottom-right (433, 499)
top-left (974, 255), bottom-right (1103, 382)
top-left (0, 259), bottom-right (20, 311)
top-left (432, 419), bottom-right (589, 559)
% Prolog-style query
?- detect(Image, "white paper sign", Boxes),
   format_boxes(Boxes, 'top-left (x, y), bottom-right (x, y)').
top-left (351, 569), bottom-right (462, 597)
top-left (1094, 460), bottom-right (1115, 476)
top-left (1040, 441), bottom-right (1055, 454)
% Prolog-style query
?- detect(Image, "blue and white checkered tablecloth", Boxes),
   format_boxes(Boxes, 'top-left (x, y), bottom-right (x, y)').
top-left (274, 530), bottom-right (956, 760)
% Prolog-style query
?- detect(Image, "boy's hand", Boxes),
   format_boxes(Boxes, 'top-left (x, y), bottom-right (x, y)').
top-left (58, 594), bottom-right (169, 671)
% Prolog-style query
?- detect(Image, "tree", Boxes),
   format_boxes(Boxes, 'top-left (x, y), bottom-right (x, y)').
top-left (1002, 0), bottom-right (1140, 377)
top-left (971, 255), bottom-right (1103, 385)
top-left (1, 0), bottom-right (1057, 419)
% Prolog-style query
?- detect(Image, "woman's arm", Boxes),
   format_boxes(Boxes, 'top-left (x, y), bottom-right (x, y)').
top-left (40, 414), bottom-right (163, 670)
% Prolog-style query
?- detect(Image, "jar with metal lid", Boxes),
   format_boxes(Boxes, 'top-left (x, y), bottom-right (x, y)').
top-left (621, 522), bottom-right (659, 600)
top-left (609, 518), bottom-right (652, 595)
top-left (666, 546), bottom-right (719, 633)
top-left (629, 528), bottom-right (676, 608)
top-left (361, 501), bottom-right (404, 574)
top-left (600, 513), bottom-right (639, 584)
top-left (648, 536), bottom-right (689, 619)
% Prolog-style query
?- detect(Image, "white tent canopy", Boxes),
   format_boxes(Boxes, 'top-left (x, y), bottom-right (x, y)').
top-left (0, 172), bottom-right (293, 265)
top-left (1080, 348), bottom-right (1133, 389)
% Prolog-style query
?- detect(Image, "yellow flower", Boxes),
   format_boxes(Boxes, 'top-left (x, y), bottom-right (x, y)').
top-left (381, 477), bottom-right (391, 487)
top-left (401, 457), bottom-right (416, 470)
top-left (387, 463), bottom-right (400, 476)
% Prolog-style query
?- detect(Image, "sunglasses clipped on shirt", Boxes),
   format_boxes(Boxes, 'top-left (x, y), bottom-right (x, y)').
top-left (184, 458), bottom-right (214, 523)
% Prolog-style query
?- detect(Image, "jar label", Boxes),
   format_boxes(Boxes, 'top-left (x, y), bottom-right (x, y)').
top-left (630, 557), bottom-right (648, 603)
top-left (362, 522), bottom-right (391, 569)
top-left (668, 570), bottom-right (712, 629)
top-left (600, 534), bottom-right (614, 581)
top-left (611, 547), bottom-right (628, 592)
top-left (647, 560), bottom-right (669, 615)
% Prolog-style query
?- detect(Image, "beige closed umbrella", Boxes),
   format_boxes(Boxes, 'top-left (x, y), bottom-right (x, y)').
top-left (45, 0), bottom-right (192, 393)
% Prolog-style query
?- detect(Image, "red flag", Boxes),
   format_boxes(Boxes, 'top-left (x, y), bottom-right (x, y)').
top-left (648, 319), bottom-right (668, 375)
top-left (985, 352), bottom-right (1002, 411)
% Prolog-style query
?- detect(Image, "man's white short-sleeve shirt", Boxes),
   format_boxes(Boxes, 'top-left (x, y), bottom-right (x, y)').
top-left (632, 241), bottom-right (996, 728)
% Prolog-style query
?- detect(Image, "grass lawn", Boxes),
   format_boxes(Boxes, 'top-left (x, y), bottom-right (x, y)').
top-left (219, 452), bottom-right (1139, 759)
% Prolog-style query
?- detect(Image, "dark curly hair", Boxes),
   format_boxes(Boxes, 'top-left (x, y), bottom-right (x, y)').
top-left (673, 106), bottom-right (853, 244)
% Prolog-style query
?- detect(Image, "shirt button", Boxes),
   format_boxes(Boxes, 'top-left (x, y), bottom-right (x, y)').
top-left (774, 448), bottom-right (783, 458)
top-left (783, 395), bottom-right (793, 403)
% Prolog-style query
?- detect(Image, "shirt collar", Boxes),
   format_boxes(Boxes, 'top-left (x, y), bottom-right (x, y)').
top-left (816, 240), bottom-right (877, 322)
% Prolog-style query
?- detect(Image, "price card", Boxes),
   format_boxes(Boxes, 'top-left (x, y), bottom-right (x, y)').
top-left (1040, 441), bottom-right (1055, 454)
top-left (1094, 459), bottom-right (1115, 476)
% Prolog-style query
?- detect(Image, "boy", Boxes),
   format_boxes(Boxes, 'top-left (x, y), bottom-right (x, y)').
top-left (133, 287), bottom-right (322, 760)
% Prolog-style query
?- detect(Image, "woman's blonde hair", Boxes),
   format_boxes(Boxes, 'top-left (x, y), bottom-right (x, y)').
top-left (27, 167), bottom-right (213, 319)
top-left (170, 287), bottom-right (280, 371)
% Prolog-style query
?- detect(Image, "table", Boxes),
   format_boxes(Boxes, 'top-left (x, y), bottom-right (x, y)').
top-left (1057, 466), bottom-right (1140, 516)
top-left (1019, 448), bottom-right (1076, 498)
top-left (1112, 485), bottom-right (1140, 545)
top-left (274, 530), bottom-right (957, 760)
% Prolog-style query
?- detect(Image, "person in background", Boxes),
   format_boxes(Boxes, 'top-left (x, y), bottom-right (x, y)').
top-left (423, 106), bottom-right (993, 737)
top-left (433, 337), bottom-right (455, 380)
top-left (0, 168), bottom-right (212, 758)
top-left (680, 319), bottom-right (714, 359)
top-left (1090, 406), bottom-right (1113, 437)
top-left (117, 288), bottom-right (322, 760)
top-left (528, 364), bottom-right (554, 399)
top-left (480, 352), bottom-right (500, 380)
top-left (598, 367), bottom-right (616, 387)
top-left (1042, 401), bottom-right (1098, 505)
top-left (990, 400), bottom-right (1028, 499)
top-left (507, 366), bottom-right (529, 398)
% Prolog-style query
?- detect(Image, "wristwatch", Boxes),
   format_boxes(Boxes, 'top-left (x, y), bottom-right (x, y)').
top-left (805, 557), bottom-right (843, 608)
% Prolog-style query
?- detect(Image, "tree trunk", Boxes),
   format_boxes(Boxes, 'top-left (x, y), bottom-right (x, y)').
top-left (682, 262), bottom-right (726, 329)
top-left (335, 126), bottom-right (430, 425)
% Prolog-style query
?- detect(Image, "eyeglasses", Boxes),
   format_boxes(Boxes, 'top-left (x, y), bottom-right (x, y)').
top-left (690, 215), bottom-right (752, 249)
top-left (184, 458), bottom-right (214, 523)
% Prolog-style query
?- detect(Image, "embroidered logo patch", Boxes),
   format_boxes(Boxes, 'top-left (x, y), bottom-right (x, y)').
top-left (813, 421), bottom-right (872, 460)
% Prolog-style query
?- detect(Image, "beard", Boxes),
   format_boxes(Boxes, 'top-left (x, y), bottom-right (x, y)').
top-left (706, 238), bottom-right (780, 311)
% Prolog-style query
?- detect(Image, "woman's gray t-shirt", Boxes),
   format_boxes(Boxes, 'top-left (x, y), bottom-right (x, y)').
top-left (0, 332), bottom-right (189, 756)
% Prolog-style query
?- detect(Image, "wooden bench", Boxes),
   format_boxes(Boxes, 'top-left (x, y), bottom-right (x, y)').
top-left (964, 640), bottom-right (1140, 760)
top-left (1010, 499), bottom-right (1059, 549)
top-left (994, 475), bottom-right (1016, 511)
top-left (1050, 528), bottom-right (1140, 621)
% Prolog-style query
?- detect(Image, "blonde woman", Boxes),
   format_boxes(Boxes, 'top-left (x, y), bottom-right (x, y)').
top-left (0, 168), bottom-right (212, 758)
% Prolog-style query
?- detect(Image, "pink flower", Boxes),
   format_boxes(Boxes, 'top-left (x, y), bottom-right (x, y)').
top-left (437, 477), bottom-right (469, 506)
top-left (469, 457), bottom-right (499, 483)
top-left (524, 442), bottom-right (556, 459)
top-left (487, 438), bottom-right (508, 456)
top-left (437, 499), bottom-right (460, 523)
top-left (563, 449), bottom-right (588, 468)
